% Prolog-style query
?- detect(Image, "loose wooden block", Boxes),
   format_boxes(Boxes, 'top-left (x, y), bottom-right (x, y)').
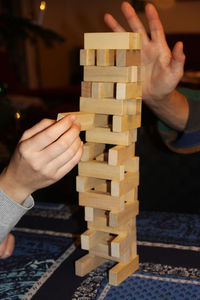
top-left (76, 176), bottom-right (105, 192)
top-left (109, 255), bottom-right (139, 286)
top-left (109, 201), bottom-right (139, 228)
top-left (80, 97), bottom-right (137, 116)
top-left (81, 142), bottom-right (105, 162)
top-left (79, 190), bottom-right (125, 211)
top-left (80, 49), bottom-right (95, 66)
top-left (81, 229), bottom-right (108, 250)
top-left (78, 160), bottom-right (125, 180)
top-left (75, 253), bottom-right (107, 277)
top-left (124, 156), bottom-right (139, 173)
top-left (57, 112), bottom-right (108, 130)
top-left (86, 128), bottom-right (137, 146)
top-left (116, 82), bottom-right (138, 99)
top-left (81, 81), bottom-right (92, 97)
top-left (84, 66), bottom-right (138, 83)
top-left (111, 230), bottom-right (136, 258)
top-left (84, 32), bottom-right (141, 50)
top-left (57, 111), bottom-right (94, 130)
top-left (96, 49), bottom-right (115, 66)
top-left (112, 114), bottom-right (141, 132)
top-left (116, 49), bottom-right (141, 66)
top-left (108, 144), bottom-right (135, 166)
top-left (111, 172), bottom-right (139, 197)
top-left (91, 82), bottom-right (114, 98)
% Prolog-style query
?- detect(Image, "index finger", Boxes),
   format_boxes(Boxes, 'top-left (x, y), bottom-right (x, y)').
top-left (104, 13), bottom-right (126, 32)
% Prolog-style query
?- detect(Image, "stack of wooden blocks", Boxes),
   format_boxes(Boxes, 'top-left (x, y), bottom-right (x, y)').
top-left (57, 32), bottom-right (143, 286)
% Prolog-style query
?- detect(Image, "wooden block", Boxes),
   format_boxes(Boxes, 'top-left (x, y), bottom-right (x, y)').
top-left (76, 176), bottom-right (105, 192)
top-left (124, 156), bottom-right (139, 173)
top-left (57, 111), bottom-right (94, 130)
top-left (81, 229), bottom-right (108, 250)
top-left (111, 172), bottom-right (139, 197)
top-left (137, 82), bottom-right (143, 98)
top-left (109, 255), bottom-right (139, 286)
top-left (116, 49), bottom-right (141, 66)
top-left (109, 201), bottom-right (139, 227)
top-left (116, 82), bottom-right (138, 99)
top-left (111, 230), bottom-right (136, 258)
top-left (91, 82), bottom-right (114, 98)
top-left (112, 114), bottom-right (141, 132)
top-left (81, 81), bottom-right (92, 97)
top-left (75, 253), bottom-right (107, 277)
top-left (57, 112), bottom-right (108, 130)
top-left (136, 98), bottom-right (142, 114)
top-left (81, 142), bottom-right (105, 161)
top-left (96, 49), bottom-right (115, 66)
top-left (80, 49), bottom-right (95, 66)
top-left (138, 65), bottom-right (145, 81)
top-left (84, 32), bottom-right (141, 50)
top-left (80, 97), bottom-right (137, 116)
top-left (88, 215), bottom-right (135, 235)
top-left (108, 145), bottom-right (135, 166)
top-left (78, 160), bottom-right (124, 180)
top-left (79, 190), bottom-right (125, 211)
top-left (84, 207), bottom-right (105, 222)
top-left (84, 66), bottom-right (138, 83)
top-left (86, 128), bottom-right (137, 146)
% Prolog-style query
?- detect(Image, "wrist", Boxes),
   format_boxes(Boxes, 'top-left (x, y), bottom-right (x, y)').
top-left (0, 167), bottom-right (31, 205)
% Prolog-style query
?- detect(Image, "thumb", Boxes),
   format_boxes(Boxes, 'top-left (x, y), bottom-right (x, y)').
top-left (171, 41), bottom-right (185, 76)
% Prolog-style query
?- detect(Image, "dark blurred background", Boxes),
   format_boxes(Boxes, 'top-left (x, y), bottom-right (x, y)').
top-left (1, 0), bottom-right (200, 213)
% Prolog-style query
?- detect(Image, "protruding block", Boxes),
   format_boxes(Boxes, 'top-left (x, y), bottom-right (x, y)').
top-left (81, 142), bottom-right (105, 162)
top-left (81, 81), bottom-right (92, 97)
top-left (84, 32), bottom-right (141, 50)
top-left (116, 49), bottom-right (141, 66)
top-left (78, 160), bottom-right (125, 180)
top-left (124, 156), bottom-right (139, 173)
top-left (108, 145), bottom-right (135, 166)
top-left (109, 255), bottom-right (139, 286)
top-left (80, 49), bottom-right (95, 65)
top-left (81, 229), bottom-right (108, 250)
top-left (84, 207), bottom-right (105, 222)
top-left (79, 190), bottom-right (125, 211)
top-left (111, 230), bottom-right (136, 258)
top-left (109, 201), bottom-right (139, 228)
top-left (80, 97), bottom-right (137, 116)
top-left (92, 82), bottom-right (114, 98)
top-left (116, 82), bottom-right (138, 100)
top-left (57, 112), bottom-right (108, 130)
top-left (75, 253), bottom-right (107, 277)
top-left (84, 66), bottom-right (138, 83)
top-left (112, 114), bottom-right (141, 132)
top-left (96, 49), bottom-right (115, 66)
top-left (86, 128), bottom-right (137, 146)
top-left (111, 173), bottom-right (139, 197)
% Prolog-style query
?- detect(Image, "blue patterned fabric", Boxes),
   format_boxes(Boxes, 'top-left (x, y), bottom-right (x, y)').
top-left (0, 203), bottom-right (200, 299)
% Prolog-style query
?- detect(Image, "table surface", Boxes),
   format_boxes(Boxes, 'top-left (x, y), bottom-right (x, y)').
top-left (1, 202), bottom-right (200, 300)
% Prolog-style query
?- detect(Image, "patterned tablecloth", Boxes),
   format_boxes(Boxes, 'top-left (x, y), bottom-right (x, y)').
top-left (0, 202), bottom-right (200, 300)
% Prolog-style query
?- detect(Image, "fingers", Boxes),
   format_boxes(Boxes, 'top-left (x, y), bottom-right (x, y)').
top-left (121, 1), bottom-right (149, 46)
top-left (104, 13), bottom-right (125, 32)
top-left (0, 234), bottom-right (15, 259)
top-left (24, 115), bottom-right (76, 151)
top-left (145, 3), bottom-right (168, 47)
top-left (41, 123), bottom-right (82, 164)
top-left (171, 41), bottom-right (185, 75)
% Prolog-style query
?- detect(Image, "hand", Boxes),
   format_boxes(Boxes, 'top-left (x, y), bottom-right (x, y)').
top-left (0, 115), bottom-right (83, 204)
top-left (104, 2), bottom-right (185, 105)
top-left (0, 233), bottom-right (15, 259)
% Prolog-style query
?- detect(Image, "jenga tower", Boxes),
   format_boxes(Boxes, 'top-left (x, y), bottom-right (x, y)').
top-left (57, 32), bottom-right (143, 286)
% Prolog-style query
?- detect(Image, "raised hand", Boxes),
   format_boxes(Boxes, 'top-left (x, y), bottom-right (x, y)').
top-left (0, 115), bottom-right (83, 204)
top-left (104, 2), bottom-right (185, 105)
top-left (0, 233), bottom-right (15, 259)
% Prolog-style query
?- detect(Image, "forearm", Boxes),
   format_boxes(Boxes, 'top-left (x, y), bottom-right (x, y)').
top-left (144, 89), bottom-right (189, 131)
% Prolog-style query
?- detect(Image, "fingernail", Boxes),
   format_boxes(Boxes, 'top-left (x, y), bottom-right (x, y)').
top-left (68, 115), bottom-right (76, 122)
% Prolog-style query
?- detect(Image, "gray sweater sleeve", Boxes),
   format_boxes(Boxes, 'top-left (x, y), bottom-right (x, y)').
top-left (0, 189), bottom-right (34, 242)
